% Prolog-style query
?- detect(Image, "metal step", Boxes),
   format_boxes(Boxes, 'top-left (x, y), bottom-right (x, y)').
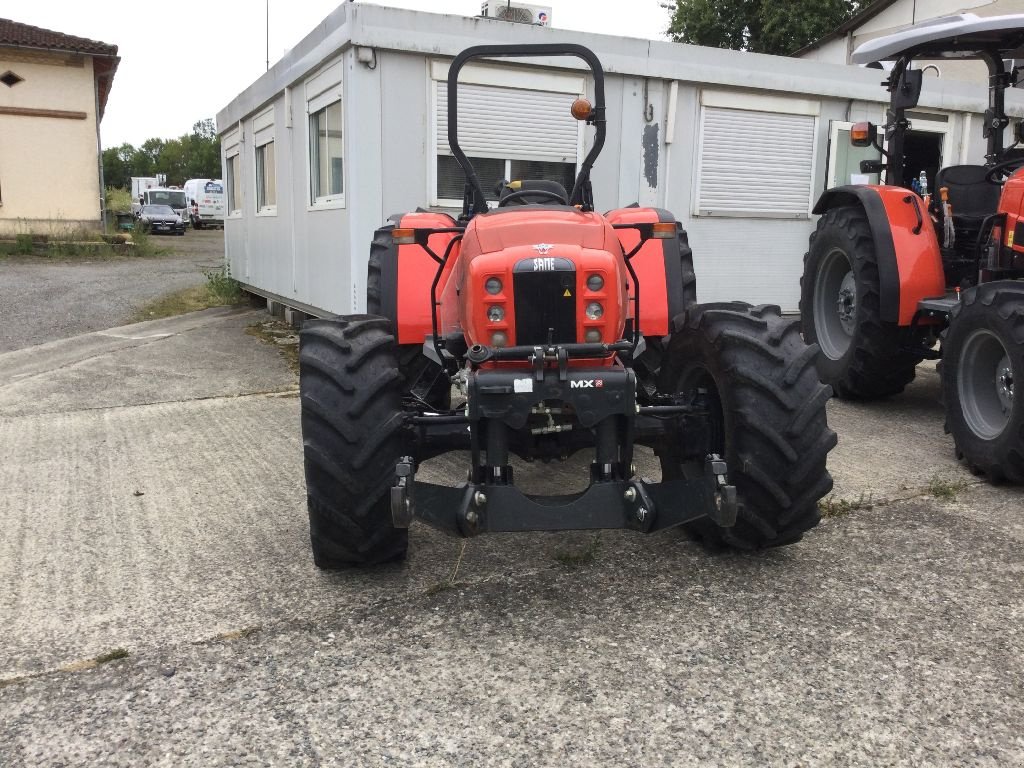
top-left (917, 294), bottom-right (959, 317)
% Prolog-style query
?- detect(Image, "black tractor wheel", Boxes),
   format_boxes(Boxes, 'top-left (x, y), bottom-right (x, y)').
top-left (658, 303), bottom-right (837, 549)
top-left (941, 281), bottom-right (1024, 483)
top-left (299, 316), bottom-right (409, 568)
top-left (800, 205), bottom-right (923, 399)
top-left (367, 226), bottom-right (451, 409)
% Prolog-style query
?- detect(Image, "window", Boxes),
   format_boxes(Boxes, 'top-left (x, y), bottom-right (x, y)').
top-left (256, 140), bottom-right (276, 212)
top-left (226, 153), bottom-right (241, 215)
top-left (431, 64), bottom-right (584, 207)
top-left (252, 108), bottom-right (276, 214)
top-left (1, 70), bottom-right (23, 88)
top-left (695, 92), bottom-right (819, 219)
top-left (309, 100), bottom-right (343, 204)
top-left (826, 121), bottom-right (882, 189)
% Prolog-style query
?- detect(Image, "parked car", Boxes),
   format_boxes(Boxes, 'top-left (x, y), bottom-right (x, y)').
top-left (136, 204), bottom-right (185, 235)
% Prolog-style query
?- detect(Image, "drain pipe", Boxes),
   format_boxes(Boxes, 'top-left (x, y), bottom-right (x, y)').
top-left (663, 80), bottom-right (678, 209)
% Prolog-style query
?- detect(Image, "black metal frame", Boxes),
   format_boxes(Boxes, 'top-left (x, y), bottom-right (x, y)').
top-left (447, 43), bottom-right (607, 218)
top-left (877, 50), bottom-right (1012, 188)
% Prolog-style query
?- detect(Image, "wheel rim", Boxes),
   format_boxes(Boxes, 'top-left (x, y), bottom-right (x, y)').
top-left (957, 329), bottom-right (1014, 440)
top-left (813, 248), bottom-right (856, 360)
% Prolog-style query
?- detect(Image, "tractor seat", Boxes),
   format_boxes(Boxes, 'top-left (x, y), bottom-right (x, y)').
top-left (933, 165), bottom-right (1002, 241)
top-left (497, 179), bottom-right (569, 206)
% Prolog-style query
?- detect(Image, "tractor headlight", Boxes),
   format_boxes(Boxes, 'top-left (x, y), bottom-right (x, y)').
top-left (585, 302), bottom-right (604, 320)
top-left (485, 277), bottom-right (503, 295)
top-left (587, 274), bottom-right (604, 292)
top-left (491, 331), bottom-right (508, 348)
top-left (487, 305), bottom-right (505, 323)
top-left (585, 329), bottom-right (602, 343)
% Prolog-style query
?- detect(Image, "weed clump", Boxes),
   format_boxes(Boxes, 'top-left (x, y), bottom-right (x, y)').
top-left (204, 265), bottom-right (242, 304)
top-left (15, 234), bottom-right (33, 255)
top-left (928, 475), bottom-right (969, 500)
top-left (818, 493), bottom-right (875, 518)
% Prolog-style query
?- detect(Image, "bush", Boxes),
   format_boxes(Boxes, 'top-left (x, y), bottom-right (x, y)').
top-left (105, 187), bottom-right (134, 214)
top-left (204, 264), bottom-right (242, 304)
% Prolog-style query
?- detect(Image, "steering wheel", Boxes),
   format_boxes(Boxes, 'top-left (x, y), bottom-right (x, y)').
top-left (497, 189), bottom-right (568, 207)
top-left (984, 156), bottom-right (1024, 184)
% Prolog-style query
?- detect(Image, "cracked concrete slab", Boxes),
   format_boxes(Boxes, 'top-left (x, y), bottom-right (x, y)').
top-left (1, 316), bottom-right (1022, 766)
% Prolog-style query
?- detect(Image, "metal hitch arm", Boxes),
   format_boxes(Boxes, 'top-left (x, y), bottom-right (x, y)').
top-left (391, 455), bottom-right (737, 536)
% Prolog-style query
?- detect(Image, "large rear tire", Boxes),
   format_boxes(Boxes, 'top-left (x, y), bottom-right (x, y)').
top-left (299, 316), bottom-right (409, 568)
top-left (658, 303), bottom-right (837, 549)
top-left (800, 205), bottom-right (923, 399)
top-left (941, 282), bottom-right (1024, 483)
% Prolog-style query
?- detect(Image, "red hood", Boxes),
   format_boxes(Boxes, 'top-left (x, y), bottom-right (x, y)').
top-left (468, 209), bottom-right (611, 254)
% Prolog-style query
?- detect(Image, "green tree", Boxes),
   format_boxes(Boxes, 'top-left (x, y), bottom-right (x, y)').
top-left (102, 118), bottom-right (222, 190)
top-left (665, 0), bottom-right (862, 56)
top-left (101, 143), bottom-right (133, 189)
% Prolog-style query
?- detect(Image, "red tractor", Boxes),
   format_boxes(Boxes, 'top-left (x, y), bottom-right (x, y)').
top-left (801, 14), bottom-right (1024, 483)
top-left (299, 44), bottom-right (836, 567)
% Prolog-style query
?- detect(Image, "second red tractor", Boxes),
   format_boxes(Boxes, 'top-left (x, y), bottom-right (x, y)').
top-left (801, 14), bottom-right (1024, 483)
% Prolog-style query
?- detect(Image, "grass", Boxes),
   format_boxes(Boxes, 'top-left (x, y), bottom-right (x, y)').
top-left (425, 540), bottom-right (468, 595)
top-left (928, 475), bottom-right (969, 500)
top-left (94, 648), bottom-right (130, 664)
top-left (209, 626), bottom-right (261, 643)
top-left (204, 265), bottom-right (243, 304)
top-left (132, 267), bottom-right (244, 322)
top-left (553, 534), bottom-right (602, 566)
top-left (818, 493), bottom-right (875, 518)
top-left (0, 226), bottom-right (157, 260)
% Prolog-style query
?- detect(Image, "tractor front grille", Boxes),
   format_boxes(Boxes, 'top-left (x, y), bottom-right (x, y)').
top-left (512, 257), bottom-right (576, 345)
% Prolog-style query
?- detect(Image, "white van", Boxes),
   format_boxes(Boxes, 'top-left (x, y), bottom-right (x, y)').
top-left (141, 187), bottom-right (189, 224)
top-left (182, 179), bottom-right (226, 230)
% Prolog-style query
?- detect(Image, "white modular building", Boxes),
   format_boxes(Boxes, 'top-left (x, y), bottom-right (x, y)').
top-left (216, 2), bottom-right (1024, 317)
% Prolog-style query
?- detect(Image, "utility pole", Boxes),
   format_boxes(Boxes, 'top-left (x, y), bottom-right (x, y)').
top-left (266, 0), bottom-right (270, 72)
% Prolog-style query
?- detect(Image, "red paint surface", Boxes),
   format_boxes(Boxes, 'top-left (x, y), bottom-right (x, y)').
top-left (872, 186), bottom-right (946, 325)
top-left (605, 207), bottom-right (672, 336)
top-left (1000, 168), bottom-right (1024, 255)
top-left (395, 212), bottom-right (458, 344)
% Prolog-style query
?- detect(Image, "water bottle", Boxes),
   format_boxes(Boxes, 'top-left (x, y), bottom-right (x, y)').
top-left (918, 170), bottom-right (928, 197)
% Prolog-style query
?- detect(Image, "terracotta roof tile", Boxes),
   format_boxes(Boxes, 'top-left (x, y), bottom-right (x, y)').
top-left (0, 17), bottom-right (118, 57)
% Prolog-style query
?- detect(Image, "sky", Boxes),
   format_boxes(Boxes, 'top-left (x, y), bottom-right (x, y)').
top-left (8, 0), bottom-right (673, 147)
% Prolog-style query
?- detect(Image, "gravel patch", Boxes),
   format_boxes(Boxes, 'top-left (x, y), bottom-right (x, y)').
top-left (0, 230), bottom-right (224, 353)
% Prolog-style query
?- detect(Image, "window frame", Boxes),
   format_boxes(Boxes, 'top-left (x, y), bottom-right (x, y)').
top-left (252, 108), bottom-right (277, 216)
top-left (222, 126), bottom-right (242, 219)
top-left (428, 61), bottom-right (585, 209)
top-left (225, 151), bottom-right (242, 218)
top-left (254, 139), bottom-right (277, 215)
top-left (306, 77), bottom-right (345, 211)
top-left (693, 91), bottom-right (820, 220)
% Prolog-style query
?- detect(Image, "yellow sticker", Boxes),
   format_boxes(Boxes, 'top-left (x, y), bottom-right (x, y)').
top-left (564, 289), bottom-right (572, 297)
top-left (1009, 229), bottom-right (1015, 248)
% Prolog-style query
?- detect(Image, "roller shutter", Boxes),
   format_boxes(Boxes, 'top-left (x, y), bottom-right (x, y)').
top-left (697, 106), bottom-right (815, 218)
top-left (436, 83), bottom-right (579, 162)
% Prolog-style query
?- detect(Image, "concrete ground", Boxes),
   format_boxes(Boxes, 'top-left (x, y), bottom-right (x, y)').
top-left (0, 308), bottom-right (1022, 766)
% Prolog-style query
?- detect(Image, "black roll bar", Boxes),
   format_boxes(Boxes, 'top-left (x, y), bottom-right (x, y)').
top-left (447, 43), bottom-right (607, 217)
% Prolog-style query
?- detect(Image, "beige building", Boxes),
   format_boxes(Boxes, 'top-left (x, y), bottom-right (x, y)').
top-left (0, 19), bottom-right (119, 235)
top-left (797, 0), bottom-right (1024, 82)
